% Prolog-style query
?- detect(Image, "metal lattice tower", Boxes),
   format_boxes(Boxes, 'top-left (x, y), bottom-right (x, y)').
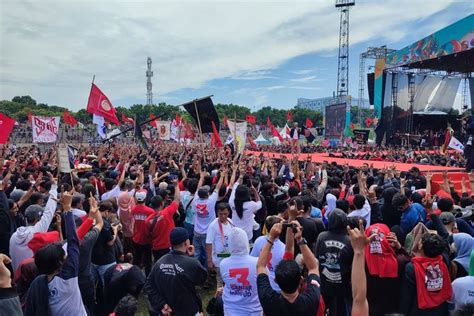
top-left (335, 0), bottom-right (354, 99)
top-left (357, 46), bottom-right (395, 123)
top-left (146, 57), bottom-right (153, 105)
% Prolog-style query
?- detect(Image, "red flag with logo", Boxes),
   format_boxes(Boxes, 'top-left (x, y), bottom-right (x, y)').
top-left (149, 114), bottom-right (158, 128)
top-left (0, 113), bottom-right (16, 144)
top-left (211, 121), bottom-right (223, 148)
top-left (306, 118), bottom-right (313, 128)
top-left (246, 114), bottom-right (256, 125)
top-left (287, 111), bottom-right (293, 122)
top-left (86, 83), bottom-right (119, 125)
top-left (63, 111), bottom-right (78, 126)
top-left (121, 113), bottom-right (134, 125)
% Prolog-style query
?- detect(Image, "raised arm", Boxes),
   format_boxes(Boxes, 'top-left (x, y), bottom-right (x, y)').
top-left (59, 192), bottom-right (80, 279)
top-left (293, 220), bottom-right (319, 276)
top-left (257, 222), bottom-right (282, 275)
top-left (33, 173), bottom-right (58, 233)
top-left (347, 220), bottom-right (371, 316)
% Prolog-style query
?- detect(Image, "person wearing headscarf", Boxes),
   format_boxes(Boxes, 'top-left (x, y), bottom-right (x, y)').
top-left (324, 193), bottom-right (337, 218)
top-left (450, 250), bottom-right (474, 314)
top-left (219, 227), bottom-right (262, 315)
top-left (451, 233), bottom-right (474, 279)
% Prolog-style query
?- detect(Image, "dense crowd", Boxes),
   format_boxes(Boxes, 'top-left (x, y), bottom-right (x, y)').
top-left (0, 142), bottom-right (473, 316)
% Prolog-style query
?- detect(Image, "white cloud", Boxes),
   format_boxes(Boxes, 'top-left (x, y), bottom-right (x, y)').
top-left (0, 0), bottom-right (458, 110)
top-left (231, 70), bottom-right (278, 80)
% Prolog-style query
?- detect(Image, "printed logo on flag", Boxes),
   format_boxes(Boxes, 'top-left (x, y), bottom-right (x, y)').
top-left (101, 100), bottom-right (112, 111)
top-left (32, 116), bottom-right (60, 143)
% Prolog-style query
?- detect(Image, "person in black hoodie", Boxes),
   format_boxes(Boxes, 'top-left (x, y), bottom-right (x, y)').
top-left (315, 208), bottom-right (353, 316)
top-left (379, 187), bottom-right (400, 228)
top-left (145, 227), bottom-right (207, 316)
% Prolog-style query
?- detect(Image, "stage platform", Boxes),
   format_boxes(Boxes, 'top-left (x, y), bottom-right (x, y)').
top-left (245, 150), bottom-right (468, 195)
top-left (245, 151), bottom-right (464, 173)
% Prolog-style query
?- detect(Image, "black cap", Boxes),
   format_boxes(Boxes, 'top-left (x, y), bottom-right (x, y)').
top-left (170, 227), bottom-right (189, 246)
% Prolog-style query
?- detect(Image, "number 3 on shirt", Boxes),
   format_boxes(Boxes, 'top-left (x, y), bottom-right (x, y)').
top-left (229, 268), bottom-right (250, 286)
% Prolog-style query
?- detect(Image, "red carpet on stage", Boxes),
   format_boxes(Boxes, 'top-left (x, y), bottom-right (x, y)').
top-left (245, 150), bottom-right (468, 195)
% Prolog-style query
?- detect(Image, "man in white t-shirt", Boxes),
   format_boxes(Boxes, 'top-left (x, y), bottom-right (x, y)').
top-left (193, 171), bottom-right (224, 267)
top-left (250, 216), bottom-right (285, 292)
top-left (206, 202), bottom-right (233, 287)
top-left (450, 250), bottom-right (474, 314)
top-left (220, 227), bottom-right (262, 316)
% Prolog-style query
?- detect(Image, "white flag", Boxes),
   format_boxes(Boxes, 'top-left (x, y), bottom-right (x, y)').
top-left (227, 120), bottom-right (247, 153)
top-left (448, 136), bottom-right (464, 153)
top-left (170, 120), bottom-right (178, 141)
top-left (93, 114), bottom-right (106, 139)
top-left (106, 128), bottom-right (122, 139)
top-left (32, 116), bottom-right (60, 143)
top-left (156, 121), bottom-right (171, 140)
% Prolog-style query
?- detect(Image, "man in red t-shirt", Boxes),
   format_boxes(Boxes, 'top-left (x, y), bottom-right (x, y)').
top-left (131, 189), bottom-right (154, 275)
top-left (146, 181), bottom-right (180, 262)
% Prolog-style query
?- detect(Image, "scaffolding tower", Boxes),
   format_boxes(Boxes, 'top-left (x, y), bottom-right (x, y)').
top-left (335, 0), bottom-right (355, 99)
top-left (357, 46), bottom-right (395, 124)
top-left (146, 57), bottom-right (153, 105)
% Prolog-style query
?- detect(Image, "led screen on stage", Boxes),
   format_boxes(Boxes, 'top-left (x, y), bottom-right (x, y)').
top-left (325, 103), bottom-right (346, 138)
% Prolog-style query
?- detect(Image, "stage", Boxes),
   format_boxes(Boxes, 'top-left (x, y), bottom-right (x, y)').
top-left (245, 150), bottom-right (468, 195)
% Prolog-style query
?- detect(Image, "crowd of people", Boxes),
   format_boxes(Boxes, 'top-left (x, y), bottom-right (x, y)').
top-left (0, 141), bottom-right (473, 316)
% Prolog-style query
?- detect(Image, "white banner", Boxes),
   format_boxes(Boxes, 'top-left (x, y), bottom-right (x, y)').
top-left (227, 120), bottom-right (247, 153)
top-left (170, 119), bottom-right (179, 141)
top-left (57, 144), bottom-right (77, 173)
top-left (32, 116), bottom-right (60, 143)
top-left (156, 121), bottom-right (171, 140)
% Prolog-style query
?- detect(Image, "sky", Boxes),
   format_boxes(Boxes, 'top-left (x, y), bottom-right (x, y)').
top-left (0, 0), bottom-right (472, 111)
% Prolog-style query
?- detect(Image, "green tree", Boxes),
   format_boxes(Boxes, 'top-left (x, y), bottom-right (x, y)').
top-left (12, 95), bottom-right (36, 106)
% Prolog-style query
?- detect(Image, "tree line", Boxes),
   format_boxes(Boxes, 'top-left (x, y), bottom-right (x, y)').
top-left (2, 95), bottom-right (379, 128)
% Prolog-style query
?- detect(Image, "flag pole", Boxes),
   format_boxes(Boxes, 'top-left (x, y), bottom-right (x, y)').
top-left (234, 112), bottom-right (238, 153)
top-left (193, 100), bottom-right (206, 158)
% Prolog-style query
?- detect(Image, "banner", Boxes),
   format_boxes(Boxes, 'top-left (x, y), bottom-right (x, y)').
top-left (353, 129), bottom-right (370, 144)
top-left (156, 121), bottom-right (171, 140)
top-left (57, 144), bottom-right (77, 173)
top-left (374, 58), bottom-right (385, 119)
top-left (32, 116), bottom-right (60, 143)
top-left (324, 103), bottom-right (346, 138)
top-left (227, 120), bottom-right (247, 153)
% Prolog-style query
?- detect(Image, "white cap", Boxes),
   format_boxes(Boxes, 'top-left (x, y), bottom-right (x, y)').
top-left (135, 189), bottom-right (147, 202)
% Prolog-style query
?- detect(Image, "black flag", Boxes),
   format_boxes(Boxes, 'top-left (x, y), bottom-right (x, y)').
top-left (134, 118), bottom-right (148, 149)
top-left (182, 96), bottom-right (219, 133)
top-left (302, 126), bottom-right (315, 143)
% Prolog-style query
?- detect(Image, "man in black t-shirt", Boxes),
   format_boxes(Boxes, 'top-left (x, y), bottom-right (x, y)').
top-left (257, 220), bottom-right (321, 316)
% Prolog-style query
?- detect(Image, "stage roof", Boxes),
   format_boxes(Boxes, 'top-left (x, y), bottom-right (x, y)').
top-left (385, 14), bottom-right (474, 72)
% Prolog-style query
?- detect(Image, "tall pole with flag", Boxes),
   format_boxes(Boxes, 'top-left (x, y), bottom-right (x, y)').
top-left (193, 100), bottom-right (205, 158)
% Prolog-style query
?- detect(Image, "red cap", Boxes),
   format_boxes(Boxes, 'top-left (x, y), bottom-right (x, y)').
top-left (28, 231), bottom-right (60, 255)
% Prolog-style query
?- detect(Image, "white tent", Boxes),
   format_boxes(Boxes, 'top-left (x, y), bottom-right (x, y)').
top-left (255, 133), bottom-right (271, 145)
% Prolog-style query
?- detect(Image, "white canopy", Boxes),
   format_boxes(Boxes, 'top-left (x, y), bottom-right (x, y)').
top-left (255, 133), bottom-right (270, 144)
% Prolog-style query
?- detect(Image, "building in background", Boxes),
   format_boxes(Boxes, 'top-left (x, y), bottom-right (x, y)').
top-left (296, 96), bottom-right (370, 112)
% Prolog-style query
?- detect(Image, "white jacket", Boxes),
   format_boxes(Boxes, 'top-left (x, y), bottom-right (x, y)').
top-left (10, 184), bottom-right (58, 271)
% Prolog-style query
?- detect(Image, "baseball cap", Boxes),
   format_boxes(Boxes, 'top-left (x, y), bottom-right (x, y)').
top-left (25, 205), bottom-right (44, 223)
top-left (28, 231), bottom-right (60, 255)
top-left (170, 227), bottom-right (189, 246)
top-left (135, 189), bottom-right (147, 203)
top-left (439, 212), bottom-right (456, 225)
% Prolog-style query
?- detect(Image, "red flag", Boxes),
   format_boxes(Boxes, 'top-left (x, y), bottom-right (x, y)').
top-left (271, 125), bottom-right (283, 142)
top-left (224, 115), bottom-right (228, 127)
top-left (63, 111), bottom-right (77, 126)
top-left (0, 113), bottom-right (16, 144)
top-left (28, 112), bottom-right (33, 125)
top-left (287, 111), bottom-right (293, 121)
top-left (350, 122), bottom-right (355, 130)
top-left (184, 123), bottom-right (195, 139)
top-left (149, 114), bottom-right (158, 128)
top-left (306, 118), bottom-right (313, 128)
top-left (246, 114), bottom-right (256, 125)
top-left (247, 135), bottom-right (256, 148)
top-left (286, 126), bottom-right (291, 135)
top-left (175, 113), bottom-right (181, 126)
top-left (211, 121), bottom-right (223, 148)
top-left (266, 116), bottom-right (273, 128)
top-left (121, 113), bottom-right (134, 125)
top-left (86, 83), bottom-right (119, 124)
